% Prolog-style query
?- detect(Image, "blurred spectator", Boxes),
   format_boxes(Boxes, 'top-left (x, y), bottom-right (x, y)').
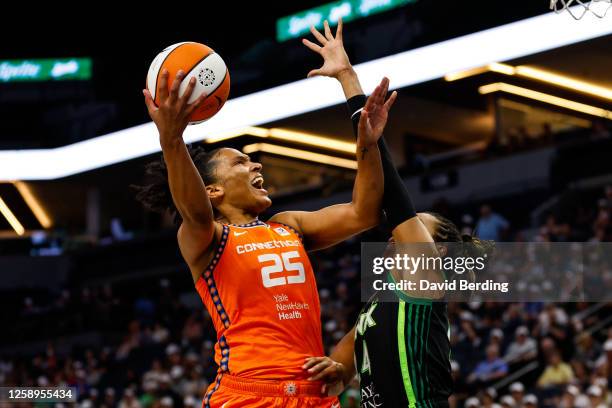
top-left (508, 381), bottom-right (524, 406)
top-left (468, 344), bottom-right (508, 384)
top-left (504, 326), bottom-right (537, 363)
top-left (475, 205), bottom-right (509, 241)
top-left (575, 332), bottom-right (602, 370)
top-left (537, 351), bottom-right (574, 388)
top-left (587, 385), bottom-right (606, 408)
top-left (499, 395), bottom-right (515, 408)
top-left (118, 388), bottom-right (141, 408)
top-left (464, 397), bottom-right (480, 408)
top-left (523, 394), bottom-right (538, 407)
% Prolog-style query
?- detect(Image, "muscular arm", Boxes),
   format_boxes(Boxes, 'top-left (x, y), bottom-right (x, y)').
top-left (329, 326), bottom-right (357, 385)
top-left (144, 70), bottom-right (217, 272)
top-left (270, 131), bottom-right (382, 250)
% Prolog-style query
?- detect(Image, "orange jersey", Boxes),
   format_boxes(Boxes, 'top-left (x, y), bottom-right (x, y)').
top-left (195, 220), bottom-right (324, 380)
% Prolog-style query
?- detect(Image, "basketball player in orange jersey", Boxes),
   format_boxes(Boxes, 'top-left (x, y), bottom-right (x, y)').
top-left (137, 61), bottom-right (396, 406)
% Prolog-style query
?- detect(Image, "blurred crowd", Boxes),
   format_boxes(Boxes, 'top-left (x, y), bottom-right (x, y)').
top-left (1, 187), bottom-right (611, 408)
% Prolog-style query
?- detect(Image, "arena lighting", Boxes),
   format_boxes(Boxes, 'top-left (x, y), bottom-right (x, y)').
top-left (513, 65), bottom-right (612, 101)
top-left (206, 126), bottom-right (355, 154)
top-left (13, 181), bottom-right (52, 228)
top-left (478, 83), bottom-right (612, 119)
top-left (0, 195), bottom-right (25, 235)
top-left (447, 63), bottom-right (612, 101)
top-left (0, 8), bottom-right (611, 181)
top-left (242, 143), bottom-right (358, 170)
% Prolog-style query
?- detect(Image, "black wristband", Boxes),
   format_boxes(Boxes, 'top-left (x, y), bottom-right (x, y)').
top-left (347, 94), bottom-right (367, 138)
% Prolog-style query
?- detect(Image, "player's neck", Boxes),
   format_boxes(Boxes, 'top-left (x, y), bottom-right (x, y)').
top-left (218, 209), bottom-right (259, 226)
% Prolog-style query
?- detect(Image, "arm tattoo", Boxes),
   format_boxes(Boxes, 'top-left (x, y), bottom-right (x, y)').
top-left (360, 146), bottom-right (368, 160)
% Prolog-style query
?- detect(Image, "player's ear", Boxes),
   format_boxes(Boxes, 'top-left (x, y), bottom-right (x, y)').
top-left (206, 184), bottom-right (224, 201)
top-left (436, 244), bottom-right (448, 257)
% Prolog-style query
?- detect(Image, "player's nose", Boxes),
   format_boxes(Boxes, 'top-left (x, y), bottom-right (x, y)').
top-left (251, 161), bottom-right (262, 172)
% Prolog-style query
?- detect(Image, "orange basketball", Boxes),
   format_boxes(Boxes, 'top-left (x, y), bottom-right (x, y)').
top-left (146, 42), bottom-right (230, 124)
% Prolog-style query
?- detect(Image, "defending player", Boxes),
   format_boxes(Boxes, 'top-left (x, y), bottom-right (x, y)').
top-left (135, 64), bottom-right (395, 407)
top-left (302, 19), bottom-right (493, 407)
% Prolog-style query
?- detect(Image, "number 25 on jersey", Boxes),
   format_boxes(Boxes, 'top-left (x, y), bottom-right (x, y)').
top-left (258, 251), bottom-right (305, 288)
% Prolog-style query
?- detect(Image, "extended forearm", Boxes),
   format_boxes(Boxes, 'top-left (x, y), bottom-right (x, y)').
top-left (352, 140), bottom-right (383, 226)
top-left (330, 327), bottom-right (357, 385)
top-left (161, 137), bottom-right (214, 226)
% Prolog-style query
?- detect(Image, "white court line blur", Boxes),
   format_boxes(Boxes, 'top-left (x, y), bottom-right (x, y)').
top-left (1, 8), bottom-right (611, 180)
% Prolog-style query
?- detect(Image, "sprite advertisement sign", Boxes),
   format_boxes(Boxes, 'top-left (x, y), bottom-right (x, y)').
top-left (0, 58), bottom-right (92, 83)
top-left (277, 0), bottom-right (416, 42)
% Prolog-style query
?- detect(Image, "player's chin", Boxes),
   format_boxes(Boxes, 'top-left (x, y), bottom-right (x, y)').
top-left (250, 189), bottom-right (272, 206)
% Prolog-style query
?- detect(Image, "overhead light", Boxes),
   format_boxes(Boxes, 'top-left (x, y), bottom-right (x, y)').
top-left (444, 66), bottom-right (490, 82)
top-left (0, 195), bottom-right (25, 235)
top-left (13, 181), bottom-right (52, 228)
top-left (243, 143), bottom-right (358, 169)
top-left (479, 82), bottom-right (612, 119)
top-left (205, 126), bottom-right (356, 154)
top-left (447, 62), bottom-right (612, 101)
top-left (1, 10), bottom-right (611, 180)
top-left (268, 128), bottom-right (355, 154)
top-left (513, 66), bottom-right (612, 100)
top-left (497, 99), bottom-right (592, 128)
top-left (488, 62), bottom-right (516, 76)
top-left (204, 126), bottom-right (269, 143)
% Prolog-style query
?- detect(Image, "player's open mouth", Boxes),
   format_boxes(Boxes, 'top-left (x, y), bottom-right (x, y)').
top-left (251, 175), bottom-right (267, 193)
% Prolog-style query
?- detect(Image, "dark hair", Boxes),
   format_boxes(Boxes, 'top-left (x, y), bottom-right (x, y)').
top-left (426, 212), bottom-right (495, 299)
top-left (131, 145), bottom-right (222, 225)
top-left (426, 212), bottom-right (495, 259)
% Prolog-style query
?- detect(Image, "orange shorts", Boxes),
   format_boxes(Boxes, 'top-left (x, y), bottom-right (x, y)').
top-left (204, 374), bottom-right (340, 408)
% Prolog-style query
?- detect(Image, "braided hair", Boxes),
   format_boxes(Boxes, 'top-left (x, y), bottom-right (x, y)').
top-left (132, 145), bottom-right (222, 225)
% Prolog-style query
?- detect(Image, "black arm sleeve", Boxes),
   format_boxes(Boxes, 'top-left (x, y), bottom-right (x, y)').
top-left (347, 94), bottom-right (417, 230)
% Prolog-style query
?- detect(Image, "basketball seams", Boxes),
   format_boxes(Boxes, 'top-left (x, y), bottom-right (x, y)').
top-left (152, 43), bottom-right (186, 103)
top-left (190, 67), bottom-right (229, 123)
top-left (147, 41), bottom-right (190, 105)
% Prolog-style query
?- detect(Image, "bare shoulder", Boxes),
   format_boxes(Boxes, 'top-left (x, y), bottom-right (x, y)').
top-left (177, 221), bottom-right (224, 283)
top-left (269, 211), bottom-right (303, 235)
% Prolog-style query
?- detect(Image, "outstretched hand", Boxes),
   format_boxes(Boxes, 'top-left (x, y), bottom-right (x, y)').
top-left (302, 19), bottom-right (352, 79)
top-left (143, 69), bottom-right (207, 146)
top-left (358, 77), bottom-right (397, 148)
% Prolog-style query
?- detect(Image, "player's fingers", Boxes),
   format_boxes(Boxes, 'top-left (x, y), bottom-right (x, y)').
top-left (185, 92), bottom-right (207, 116)
top-left (306, 360), bottom-right (332, 375)
top-left (372, 77), bottom-right (385, 107)
top-left (336, 18), bottom-right (343, 41)
top-left (302, 38), bottom-right (322, 54)
top-left (307, 68), bottom-right (323, 78)
top-left (303, 357), bottom-right (325, 369)
top-left (309, 365), bottom-right (338, 381)
top-left (143, 89), bottom-right (157, 114)
top-left (310, 25), bottom-right (328, 45)
top-left (379, 77), bottom-right (389, 105)
top-left (358, 109), bottom-right (369, 135)
top-left (168, 70), bottom-right (185, 102)
top-left (323, 20), bottom-right (334, 41)
top-left (157, 69), bottom-right (169, 102)
top-left (180, 77), bottom-right (197, 106)
top-left (364, 86), bottom-right (379, 111)
top-left (384, 91), bottom-right (398, 111)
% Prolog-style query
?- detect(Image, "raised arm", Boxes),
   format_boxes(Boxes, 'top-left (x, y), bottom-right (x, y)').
top-left (270, 79), bottom-right (392, 250)
top-left (143, 70), bottom-right (219, 275)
